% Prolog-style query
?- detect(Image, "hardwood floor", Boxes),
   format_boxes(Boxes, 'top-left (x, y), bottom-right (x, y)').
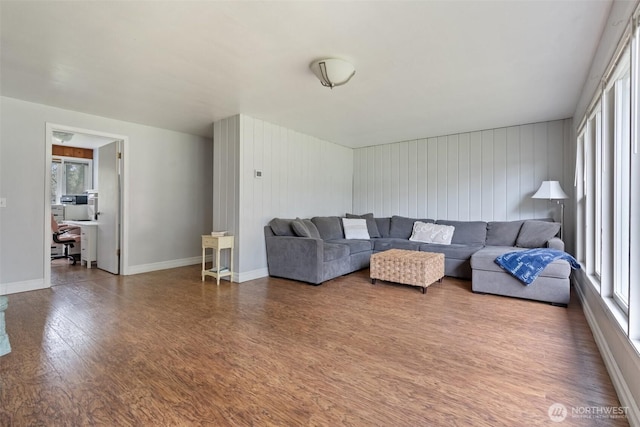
top-left (0, 261), bottom-right (628, 426)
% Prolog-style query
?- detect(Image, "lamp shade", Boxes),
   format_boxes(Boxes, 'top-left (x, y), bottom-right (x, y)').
top-left (531, 181), bottom-right (568, 200)
top-left (309, 58), bottom-right (355, 88)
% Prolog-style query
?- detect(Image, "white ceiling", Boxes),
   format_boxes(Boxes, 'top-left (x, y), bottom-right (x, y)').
top-left (0, 1), bottom-right (612, 149)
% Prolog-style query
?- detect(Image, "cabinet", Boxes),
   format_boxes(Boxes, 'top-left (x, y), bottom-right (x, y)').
top-left (201, 235), bottom-right (234, 285)
top-left (64, 221), bottom-right (97, 268)
top-left (80, 225), bottom-right (97, 268)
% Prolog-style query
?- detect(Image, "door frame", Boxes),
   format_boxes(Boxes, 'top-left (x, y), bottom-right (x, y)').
top-left (44, 123), bottom-right (130, 286)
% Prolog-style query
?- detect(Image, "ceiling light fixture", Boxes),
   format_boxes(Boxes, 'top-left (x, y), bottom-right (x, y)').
top-left (309, 58), bottom-right (355, 89)
top-left (53, 131), bottom-right (74, 142)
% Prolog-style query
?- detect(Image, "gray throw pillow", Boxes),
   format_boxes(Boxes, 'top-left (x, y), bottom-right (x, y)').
top-left (516, 220), bottom-right (561, 248)
top-left (302, 219), bottom-right (321, 239)
top-left (269, 218), bottom-right (295, 236)
top-left (346, 213), bottom-right (381, 238)
top-left (486, 221), bottom-right (524, 246)
top-left (291, 218), bottom-right (311, 238)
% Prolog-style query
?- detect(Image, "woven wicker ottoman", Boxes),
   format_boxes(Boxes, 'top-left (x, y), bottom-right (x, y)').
top-left (370, 249), bottom-right (445, 293)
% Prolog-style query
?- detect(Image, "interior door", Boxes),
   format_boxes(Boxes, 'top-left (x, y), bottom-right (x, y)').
top-left (97, 140), bottom-right (121, 274)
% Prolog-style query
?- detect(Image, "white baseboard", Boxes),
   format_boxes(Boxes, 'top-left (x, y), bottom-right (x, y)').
top-left (126, 256), bottom-right (207, 276)
top-left (0, 278), bottom-right (49, 295)
top-left (235, 268), bottom-right (269, 283)
top-left (574, 280), bottom-right (640, 427)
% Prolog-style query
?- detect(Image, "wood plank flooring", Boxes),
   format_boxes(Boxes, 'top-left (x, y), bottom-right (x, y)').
top-left (0, 261), bottom-right (628, 426)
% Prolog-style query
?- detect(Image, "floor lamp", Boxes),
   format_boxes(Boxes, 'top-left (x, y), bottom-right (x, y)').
top-left (532, 181), bottom-right (569, 239)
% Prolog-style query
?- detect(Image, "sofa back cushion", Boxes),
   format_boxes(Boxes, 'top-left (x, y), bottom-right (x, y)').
top-left (311, 216), bottom-right (344, 240)
top-left (485, 220), bottom-right (524, 246)
top-left (375, 218), bottom-right (391, 238)
top-left (389, 216), bottom-right (434, 239)
top-left (269, 218), bottom-right (295, 236)
top-left (436, 220), bottom-right (487, 245)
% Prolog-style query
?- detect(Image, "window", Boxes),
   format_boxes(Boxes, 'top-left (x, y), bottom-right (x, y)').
top-left (594, 110), bottom-right (602, 278)
top-left (584, 108), bottom-right (603, 280)
top-left (51, 157), bottom-right (92, 204)
top-left (574, 1), bottom-right (640, 350)
top-left (612, 57), bottom-right (631, 312)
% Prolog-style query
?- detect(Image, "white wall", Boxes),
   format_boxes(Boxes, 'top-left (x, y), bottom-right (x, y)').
top-left (353, 119), bottom-right (574, 250)
top-left (213, 114), bottom-right (353, 282)
top-left (0, 96), bottom-right (213, 293)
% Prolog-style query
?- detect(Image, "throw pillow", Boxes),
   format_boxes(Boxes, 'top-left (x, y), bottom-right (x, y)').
top-left (409, 222), bottom-right (455, 245)
top-left (346, 213), bottom-right (381, 238)
top-left (291, 218), bottom-right (311, 238)
top-left (342, 218), bottom-right (370, 239)
top-left (302, 219), bottom-right (321, 240)
top-left (516, 220), bottom-right (561, 248)
top-left (409, 222), bottom-right (455, 244)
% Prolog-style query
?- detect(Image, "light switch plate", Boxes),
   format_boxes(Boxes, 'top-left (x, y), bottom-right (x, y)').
top-left (0, 198), bottom-right (6, 208)
top-left (254, 170), bottom-right (263, 178)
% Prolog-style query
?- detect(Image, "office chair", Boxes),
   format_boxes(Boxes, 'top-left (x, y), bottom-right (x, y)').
top-left (51, 214), bottom-right (81, 265)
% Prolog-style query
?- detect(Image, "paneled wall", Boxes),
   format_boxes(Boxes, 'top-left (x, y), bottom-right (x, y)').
top-left (213, 114), bottom-right (353, 281)
top-left (353, 119), bottom-right (573, 230)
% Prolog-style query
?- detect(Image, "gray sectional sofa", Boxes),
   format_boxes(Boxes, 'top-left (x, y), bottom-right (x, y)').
top-left (264, 215), bottom-right (567, 294)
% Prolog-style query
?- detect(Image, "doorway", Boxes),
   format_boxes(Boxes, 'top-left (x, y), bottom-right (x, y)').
top-left (44, 123), bottom-right (129, 287)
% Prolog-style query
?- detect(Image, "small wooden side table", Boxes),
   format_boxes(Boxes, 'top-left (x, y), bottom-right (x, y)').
top-left (201, 235), bottom-right (234, 285)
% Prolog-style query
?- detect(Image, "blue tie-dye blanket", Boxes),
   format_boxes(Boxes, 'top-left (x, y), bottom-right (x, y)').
top-left (495, 248), bottom-right (580, 285)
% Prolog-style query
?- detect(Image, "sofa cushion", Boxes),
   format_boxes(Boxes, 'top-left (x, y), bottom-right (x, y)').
top-left (420, 243), bottom-right (483, 260)
top-left (323, 242), bottom-right (350, 262)
top-left (486, 221), bottom-right (524, 246)
top-left (471, 246), bottom-right (570, 279)
top-left (326, 239), bottom-right (373, 255)
top-left (436, 220), bottom-right (487, 245)
top-left (311, 216), bottom-right (344, 240)
top-left (269, 218), bottom-right (295, 236)
top-left (342, 218), bottom-right (370, 239)
top-left (410, 222), bottom-right (455, 244)
top-left (375, 217), bottom-right (391, 238)
top-left (373, 238), bottom-right (422, 252)
top-left (346, 213), bottom-right (381, 238)
top-left (389, 216), bottom-right (434, 239)
top-left (516, 221), bottom-right (561, 248)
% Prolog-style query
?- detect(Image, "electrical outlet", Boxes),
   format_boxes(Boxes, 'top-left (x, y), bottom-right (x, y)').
top-left (254, 170), bottom-right (263, 179)
top-left (0, 198), bottom-right (6, 208)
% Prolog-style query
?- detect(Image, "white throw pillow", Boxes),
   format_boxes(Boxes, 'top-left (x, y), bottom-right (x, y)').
top-left (409, 221), bottom-right (455, 245)
top-left (342, 218), bottom-right (370, 239)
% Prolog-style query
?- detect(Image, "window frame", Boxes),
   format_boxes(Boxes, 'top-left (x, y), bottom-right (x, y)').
top-left (51, 155), bottom-right (93, 205)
